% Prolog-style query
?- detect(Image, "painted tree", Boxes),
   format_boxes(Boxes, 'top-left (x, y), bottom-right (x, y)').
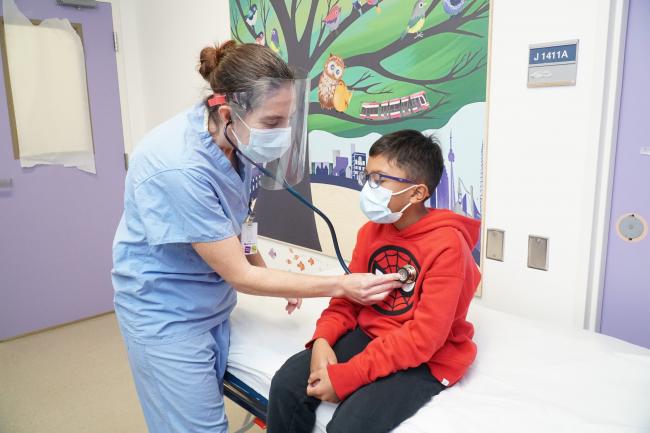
top-left (230, 0), bottom-right (489, 250)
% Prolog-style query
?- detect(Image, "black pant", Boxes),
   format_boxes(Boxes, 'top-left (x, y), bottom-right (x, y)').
top-left (267, 328), bottom-right (445, 433)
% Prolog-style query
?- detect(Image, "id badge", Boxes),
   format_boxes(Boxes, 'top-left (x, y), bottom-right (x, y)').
top-left (241, 221), bottom-right (258, 255)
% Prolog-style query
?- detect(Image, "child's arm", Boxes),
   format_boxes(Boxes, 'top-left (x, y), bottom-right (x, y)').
top-left (327, 233), bottom-right (479, 400)
top-left (307, 297), bottom-right (363, 347)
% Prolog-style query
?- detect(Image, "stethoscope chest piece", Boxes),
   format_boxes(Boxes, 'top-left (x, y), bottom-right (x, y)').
top-left (397, 264), bottom-right (418, 284)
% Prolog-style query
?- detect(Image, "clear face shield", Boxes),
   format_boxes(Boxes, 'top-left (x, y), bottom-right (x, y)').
top-left (220, 78), bottom-right (309, 190)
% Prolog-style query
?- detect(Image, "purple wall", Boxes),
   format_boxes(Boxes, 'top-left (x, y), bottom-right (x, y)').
top-left (0, 1), bottom-right (125, 339)
top-left (599, 0), bottom-right (650, 348)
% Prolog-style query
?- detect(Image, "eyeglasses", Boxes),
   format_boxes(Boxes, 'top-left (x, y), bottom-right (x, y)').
top-left (357, 171), bottom-right (416, 189)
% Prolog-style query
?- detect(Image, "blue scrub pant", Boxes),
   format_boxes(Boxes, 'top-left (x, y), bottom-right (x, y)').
top-left (120, 321), bottom-right (230, 433)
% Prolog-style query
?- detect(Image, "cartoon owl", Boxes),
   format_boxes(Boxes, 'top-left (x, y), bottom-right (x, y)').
top-left (318, 54), bottom-right (345, 110)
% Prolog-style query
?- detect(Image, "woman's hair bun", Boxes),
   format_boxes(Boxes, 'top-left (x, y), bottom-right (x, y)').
top-left (199, 40), bottom-right (237, 80)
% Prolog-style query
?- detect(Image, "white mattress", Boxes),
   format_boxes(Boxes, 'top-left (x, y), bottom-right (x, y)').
top-left (227, 292), bottom-right (650, 433)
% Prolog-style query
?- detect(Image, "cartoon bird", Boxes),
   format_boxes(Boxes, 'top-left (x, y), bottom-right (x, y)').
top-left (268, 28), bottom-right (281, 54)
top-left (322, 5), bottom-right (342, 32)
top-left (352, 0), bottom-right (363, 15)
top-left (443, 0), bottom-right (464, 16)
top-left (366, 0), bottom-right (381, 13)
top-left (401, 0), bottom-right (427, 40)
top-left (255, 31), bottom-right (265, 46)
top-left (245, 4), bottom-right (258, 28)
top-left (333, 80), bottom-right (353, 112)
top-left (318, 54), bottom-right (345, 110)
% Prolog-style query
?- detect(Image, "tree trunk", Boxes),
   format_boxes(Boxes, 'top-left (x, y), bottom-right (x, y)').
top-left (254, 145), bottom-right (322, 251)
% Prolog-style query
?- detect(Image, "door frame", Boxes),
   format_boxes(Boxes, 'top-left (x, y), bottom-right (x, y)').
top-left (583, 0), bottom-right (629, 331)
top-left (98, 0), bottom-right (132, 163)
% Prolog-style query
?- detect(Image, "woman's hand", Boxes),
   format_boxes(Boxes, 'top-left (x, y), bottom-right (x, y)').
top-left (285, 298), bottom-right (302, 314)
top-left (310, 338), bottom-right (337, 374)
top-left (338, 272), bottom-right (402, 305)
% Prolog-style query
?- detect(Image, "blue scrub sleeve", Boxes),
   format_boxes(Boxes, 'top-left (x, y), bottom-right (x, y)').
top-left (134, 169), bottom-right (236, 245)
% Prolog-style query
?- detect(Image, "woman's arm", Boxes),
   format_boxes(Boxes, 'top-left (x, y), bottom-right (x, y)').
top-left (245, 250), bottom-right (302, 313)
top-left (193, 237), bottom-right (401, 305)
top-left (245, 251), bottom-right (267, 267)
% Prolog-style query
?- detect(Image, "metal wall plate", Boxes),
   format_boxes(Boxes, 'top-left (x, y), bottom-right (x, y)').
top-left (528, 236), bottom-right (549, 271)
top-left (486, 229), bottom-right (505, 261)
top-left (528, 40), bottom-right (579, 88)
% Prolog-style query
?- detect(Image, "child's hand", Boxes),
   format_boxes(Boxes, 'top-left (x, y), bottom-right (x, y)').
top-left (285, 298), bottom-right (302, 314)
top-left (310, 338), bottom-right (337, 374)
top-left (306, 367), bottom-right (339, 403)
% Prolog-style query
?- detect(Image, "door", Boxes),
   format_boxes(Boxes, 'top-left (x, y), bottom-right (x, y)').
top-left (0, 0), bottom-right (125, 339)
top-left (599, 0), bottom-right (650, 349)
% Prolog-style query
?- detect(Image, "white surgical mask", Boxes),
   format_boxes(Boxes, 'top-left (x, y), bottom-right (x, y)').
top-left (360, 183), bottom-right (417, 224)
top-left (232, 113), bottom-right (292, 163)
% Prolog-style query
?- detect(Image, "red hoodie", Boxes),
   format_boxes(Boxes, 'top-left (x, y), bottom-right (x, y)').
top-left (309, 209), bottom-right (481, 400)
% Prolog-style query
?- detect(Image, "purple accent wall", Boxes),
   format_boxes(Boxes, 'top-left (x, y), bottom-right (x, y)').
top-left (600, 0), bottom-right (650, 348)
top-left (0, 1), bottom-right (125, 339)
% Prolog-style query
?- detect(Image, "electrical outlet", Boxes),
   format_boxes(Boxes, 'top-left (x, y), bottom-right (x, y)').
top-left (528, 236), bottom-right (549, 271)
top-left (486, 229), bottom-right (505, 261)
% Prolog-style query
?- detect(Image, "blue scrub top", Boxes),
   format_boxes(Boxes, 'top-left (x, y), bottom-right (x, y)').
top-left (112, 103), bottom-right (251, 344)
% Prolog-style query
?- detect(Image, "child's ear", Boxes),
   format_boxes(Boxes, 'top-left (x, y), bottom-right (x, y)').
top-left (411, 184), bottom-right (430, 203)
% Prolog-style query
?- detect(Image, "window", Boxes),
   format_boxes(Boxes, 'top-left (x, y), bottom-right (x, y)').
top-left (1, 12), bottom-right (95, 172)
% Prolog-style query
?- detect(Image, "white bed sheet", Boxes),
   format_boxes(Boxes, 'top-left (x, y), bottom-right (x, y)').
top-left (227, 292), bottom-right (650, 433)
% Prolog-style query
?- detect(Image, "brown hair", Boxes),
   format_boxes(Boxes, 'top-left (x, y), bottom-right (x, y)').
top-left (199, 40), bottom-right (294, 111)
top-left (370, 130), bottom-right (444, 195)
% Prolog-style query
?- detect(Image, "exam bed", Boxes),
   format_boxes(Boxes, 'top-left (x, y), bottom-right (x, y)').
top-left (226, 289), bottom-right (650, 433)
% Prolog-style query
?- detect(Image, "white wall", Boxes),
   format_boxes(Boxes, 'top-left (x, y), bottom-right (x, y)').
top-left (116, 0), bottom-right (231, 153)
top-left (477, 0), bottom-right (627, 329)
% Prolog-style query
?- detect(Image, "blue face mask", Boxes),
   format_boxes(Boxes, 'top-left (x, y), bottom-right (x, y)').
top-left (360, 183), bottom-right (416, 224)
top-left (232, 112), bottom-right (292, 163)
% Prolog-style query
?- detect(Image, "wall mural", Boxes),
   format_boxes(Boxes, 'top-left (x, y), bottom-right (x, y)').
top-left (230, 0), bottom-right (489, 265)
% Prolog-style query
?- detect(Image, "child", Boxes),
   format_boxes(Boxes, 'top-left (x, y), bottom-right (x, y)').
top-left (267, 130), bottom-right (481, 433)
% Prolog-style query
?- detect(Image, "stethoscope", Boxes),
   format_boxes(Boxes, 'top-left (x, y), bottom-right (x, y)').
top-left (217, 113), bottom-right (417, 285)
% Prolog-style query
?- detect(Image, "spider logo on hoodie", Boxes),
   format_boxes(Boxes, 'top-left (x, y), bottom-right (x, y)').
top-left (368, 245), bottom-right (421, 316)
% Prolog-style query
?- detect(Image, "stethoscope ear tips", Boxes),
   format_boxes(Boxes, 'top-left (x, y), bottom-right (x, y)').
top-left (397, 264), bottom-right (418, 284)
